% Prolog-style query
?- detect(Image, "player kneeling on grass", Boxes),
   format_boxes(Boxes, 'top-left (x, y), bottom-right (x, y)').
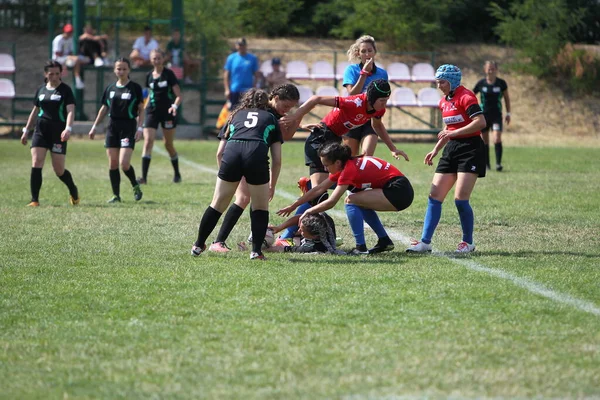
top-left (268, 212), bottom-right (344, 254)
top-left (191, 89), bottom-right (282, 260)
top-left (278, 142), bottom-right (413, 255)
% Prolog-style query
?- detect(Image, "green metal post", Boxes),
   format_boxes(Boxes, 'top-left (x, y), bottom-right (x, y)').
top-left (172, 0), bottom-right (184, 36)
top-left (73, 0), bottom-right (85, 120)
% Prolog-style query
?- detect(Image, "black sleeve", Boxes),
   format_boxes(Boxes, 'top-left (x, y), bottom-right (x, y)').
top-left (145, 72), bottom-right (151, 88)
top-left (167, 69), bottom-right (179, 87)
top-left (217, 124), bottom-right (227, 140)
top-left (269, 114), bottom-right (283, 145)
top-left (466, 103), bottom-right (483, 118)
top-left (63, 84), bottom-right (76, 106)
top-left (134, 83), bottom-right (143, 107)
top-left (473, 80), bottom-right (482, 94)
top-left (100, 85), bottom-right (110, 106)
top-left (33, 87), bottom-right (41, 107)
top-left (500, 78), bottom-right (508, 91)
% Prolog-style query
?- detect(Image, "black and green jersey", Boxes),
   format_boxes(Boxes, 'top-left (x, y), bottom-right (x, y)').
top-left (473, 77), bottom-right (508, 114)
top-left (101, 80), bottom-right (143, 120)
top-left (226, 108), bottom-right (282, 146)
top-left (33, 82), bottom-right (75, 122)
top-left (145, 68), bottom-right (179, 111)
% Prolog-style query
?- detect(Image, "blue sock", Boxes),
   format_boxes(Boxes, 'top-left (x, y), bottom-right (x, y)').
top-left (455, 199), bottom-right (474, 244)
top-left (345, 203), bottom-right (366, 245)
top-left (421, 197), bottom-right (442, 244)
top-left (280, 202), bottom-right (311, 239)
top-left (361, 208), bottom-right (388, 238)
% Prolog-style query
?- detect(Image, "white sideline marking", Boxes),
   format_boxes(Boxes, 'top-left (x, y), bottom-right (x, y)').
top-left (155, 146), bottom-right (600, 317)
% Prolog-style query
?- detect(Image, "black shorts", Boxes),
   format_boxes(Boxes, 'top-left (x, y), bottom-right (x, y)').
top-left (31, 119), bottom-right (67, 155)
top-left (436, 136), bottom-right (486, 178)
top-left (218, 140), bottom-right (270, 185)
top-left (105, 119), bottom-right (137, 149)
top-left (144, 108), bottom-right (177, 130)
top-left (304, 125), bottom-right (342, 175)
top-left (343, 121), bottom-right (376, 141)
top-left (382, 176), bottom-right (414, 211)
top-left (483, 111), bottom-right (503, 132)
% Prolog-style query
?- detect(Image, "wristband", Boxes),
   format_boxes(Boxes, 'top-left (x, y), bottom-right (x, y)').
top-left (22, 127), bottom-right (29, 134)
top-left (91, 124), bottom-right (97, 130)
top-left (360, 70), bottom-right (370, 76)
top-left (66, 126), bottom-right (73, 132)
top-left (171, 103), bottom-right (178, 110)
top-left (506, 112), bottom-right (511, 116)
top-left (137, 126), bottom-right (143, 132)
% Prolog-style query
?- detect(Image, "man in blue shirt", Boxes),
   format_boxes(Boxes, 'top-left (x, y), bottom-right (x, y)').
top-left (223, 38), bottom-right (260, 108)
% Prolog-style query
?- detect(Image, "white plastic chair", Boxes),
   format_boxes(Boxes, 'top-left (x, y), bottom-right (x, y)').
top-left (389, 87), bottom-right (417, 107)
top-left (0, 54), bottom-right (15, 74)
top-left (315, 86), bottom-right (339, 97)
top-left (387, 62), bottom-right (411, 82)
top-left (417, 87), bottom-right (441, 107)
top-left (310, 61), bottom-right (335, 80)
top-left (335, 61), bottom-right (350, 81)
top-left (412, 63), bottom-right (436, 82)
top-left (0, 78), bottom-right (15, 99)
top-left (260, 60), bottom-right (273, 76)
top-left (286, 61), bottom-right (310, 80)
top-left (295, 85), bottom-right (314, 104)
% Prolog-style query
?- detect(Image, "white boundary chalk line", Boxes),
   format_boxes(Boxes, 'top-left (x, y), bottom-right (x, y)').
top-left (154, 146), bottom-right (600, 317)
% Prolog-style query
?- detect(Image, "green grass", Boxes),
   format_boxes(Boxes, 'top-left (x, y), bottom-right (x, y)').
top-left (1, 139), bottom-right (599, 400)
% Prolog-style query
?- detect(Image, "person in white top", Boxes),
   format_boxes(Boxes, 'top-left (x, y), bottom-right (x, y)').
top-left (129, 26), bottom-right (160, 68)
top-left (51, 24), bottom-right (88, 89)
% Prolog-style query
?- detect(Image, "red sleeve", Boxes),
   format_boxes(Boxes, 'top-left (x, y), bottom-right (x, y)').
top-left (460, 89), bottom-right (479, 111)
top-left (337, 163), bottom-right (358, 186)
top-left (328, 172), bottom-right (341, 182)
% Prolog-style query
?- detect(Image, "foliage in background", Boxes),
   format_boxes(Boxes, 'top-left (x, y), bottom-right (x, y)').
top-left (554, 43), bottom-right (600, 93)
top-left (236, 0), bottom-right (303, 37)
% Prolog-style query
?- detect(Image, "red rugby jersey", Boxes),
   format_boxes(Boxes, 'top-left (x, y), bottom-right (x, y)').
top-left (329, 156), bottom-right (402, 190)
top-left (322, 93), bottom-right (386, 136)
top-left (439, 85), bottom-right (482, 139)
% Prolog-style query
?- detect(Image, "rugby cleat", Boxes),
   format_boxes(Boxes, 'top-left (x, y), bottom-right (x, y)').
top-left (368, 237), bottom-right (395, 254)
top-left (191, 244), bottom-right (206, 256)
top-left (133, 185), bottom-right (143, 201)
top-left (456, 241), bottom-right (476, 253)
top-left (406, 240), bottom-right (432, 253)
top-left (250, 252), bottom-right (266, 260)
top-left (107, 195), bottom-right (121, 203)
top-left (349, 244), bottom-right (369, 256)
top-left (27, 201), bottom-right (40, 207)
top-left (297, 176), bottom-right (310, 194)
top-left (137, 177), bottom-right (147, 185)
top-left (208, 241), bottom-right (231, 253)
top-left (173, 174), bottom-right (182, 183)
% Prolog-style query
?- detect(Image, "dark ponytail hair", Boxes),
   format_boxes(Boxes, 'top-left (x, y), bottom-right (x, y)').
top-left (318, 142), bottom-right (353, 167)
top-left (43, 60), bottom-right (63, 83)
top-left (301, 213), bottom-right (344, 254)
top-left (224, 88), bottom-right (270, 139)
top-left (269, 83), bottom-right (300, 102)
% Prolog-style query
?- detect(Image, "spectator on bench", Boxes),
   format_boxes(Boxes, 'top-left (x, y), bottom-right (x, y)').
top-left (265, 57), bottom-right (287, 90)
top-left (165, 28), bottom-right (199, 84)
top-left (52, 24), bottom-right (86, 89)
top-left (79, 23), bottom-right (109, 67)
top-left (130, 26), bottom-right (159, 68)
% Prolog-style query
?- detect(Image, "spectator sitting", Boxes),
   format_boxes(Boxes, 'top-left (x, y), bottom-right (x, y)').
top-left (52, 23), bottom-right (87, 89)
top-left (265, 57), bottom-right (287, 89)
top-left (129, 26), bottom-right (159, 68)
top-left (79, 23), bottom-right (109, 67)
top-left (165, 28), bottom-right (199, 84)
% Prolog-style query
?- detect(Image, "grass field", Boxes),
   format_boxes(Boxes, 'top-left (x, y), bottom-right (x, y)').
top-left (1, 138), bottom-right (599, 399)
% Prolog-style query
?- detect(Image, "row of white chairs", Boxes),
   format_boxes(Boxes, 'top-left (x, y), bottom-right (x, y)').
top-left (0, 53), bottom-right (15, 99)
top-left (295, 85), bottom-right (441, 108)
top-left (262, 60), bottom-right (436, 82)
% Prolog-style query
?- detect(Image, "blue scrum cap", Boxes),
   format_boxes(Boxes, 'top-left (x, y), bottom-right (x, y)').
top-left (435, 64), bottom-right (462, 90)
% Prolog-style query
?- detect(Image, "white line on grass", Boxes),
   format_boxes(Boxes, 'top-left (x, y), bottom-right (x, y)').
top-left (155, 146), bottom-right (600, 317)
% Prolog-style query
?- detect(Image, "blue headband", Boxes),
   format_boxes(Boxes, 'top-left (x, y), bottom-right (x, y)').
top-left (435, 64), bottom-right (462, 90)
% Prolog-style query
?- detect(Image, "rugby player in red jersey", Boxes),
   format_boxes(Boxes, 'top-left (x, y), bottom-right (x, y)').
top-left (278, 142), bottom-right (413, 255)
top-left (406, 64), bottom-right (487, 254)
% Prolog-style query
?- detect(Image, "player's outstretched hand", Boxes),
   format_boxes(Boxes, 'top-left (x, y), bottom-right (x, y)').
top-left (277, 205), bottom-right (296, 218)
top-left (391, 149), bottom-right (409, 161)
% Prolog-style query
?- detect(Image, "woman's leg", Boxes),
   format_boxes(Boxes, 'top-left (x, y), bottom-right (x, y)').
top-left (106, 148), bottom-right (121, 200)
top-left (140, 127), bottom-right (156, 183)
top-left (454, 172), bottom-right (479, 246)
top-left (493, 129), bottom-right (503, 170)
top-left (120, 148), bottom-right (142, 200)
top-left (246, 182), bottom-right (271, 256)
top-left (342, 136), bottom-right (360, 156)
top-left (212, 178), bottom-right (251, 247)
top-left (360, 134), bottom-right (378, 156)
top-left (29, 147), bottom-right (47, 204)
top-left (162, 127), bottom-right (181, 181)
top-left (51, 152), bottom-right (78, 202)
top-left (193, 178), bottom-right (239, 250)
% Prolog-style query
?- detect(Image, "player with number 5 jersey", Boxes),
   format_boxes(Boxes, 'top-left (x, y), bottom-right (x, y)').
top-left (191, 89), bottom-right (282, 260)
top-left (278, 142), bottom-right (413, 255)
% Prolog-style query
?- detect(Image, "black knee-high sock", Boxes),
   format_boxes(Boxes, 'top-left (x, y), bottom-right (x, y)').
top-left (171, 154), bottom-right (181, 177)
top-left (195, 206), bottom-right (223, 248)
top-left (123, 166), bottom-right (138, 187)
top-left (58, 169), bottom-right (78, 198)
top-left (30, 167), bottom-right (42, 202)
top-left (141, 156), bottom-right (151, 180)
top-left (215, 204), bottom-right (245, 243)
top-left (250, 209), bottom-right (269, 254)
top-left (495, 142), bottom-right (503, 165)
top-left (109, 169), bottom-right (121, 197)
top-left (484, 144), bottom-right (490, 169)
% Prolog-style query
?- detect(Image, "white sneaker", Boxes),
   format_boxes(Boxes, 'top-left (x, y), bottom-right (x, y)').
top-left (75, 77), bottom-right (85, 89)
top-left (406, 240), bottom-right (432, 253)
top-left (456, 241), bottom-right (476, 253)
top-left (94, 57), bottom-right (105, 67)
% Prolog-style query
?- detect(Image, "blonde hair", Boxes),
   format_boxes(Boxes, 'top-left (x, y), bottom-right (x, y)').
top-left (484, 60), bottom-right (498, 68)
top-left (347, 35), bottom-right (377, 62)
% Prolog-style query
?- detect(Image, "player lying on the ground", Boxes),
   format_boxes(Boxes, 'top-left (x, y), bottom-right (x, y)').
top-left (267, 213), bottom-right (344, 254)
